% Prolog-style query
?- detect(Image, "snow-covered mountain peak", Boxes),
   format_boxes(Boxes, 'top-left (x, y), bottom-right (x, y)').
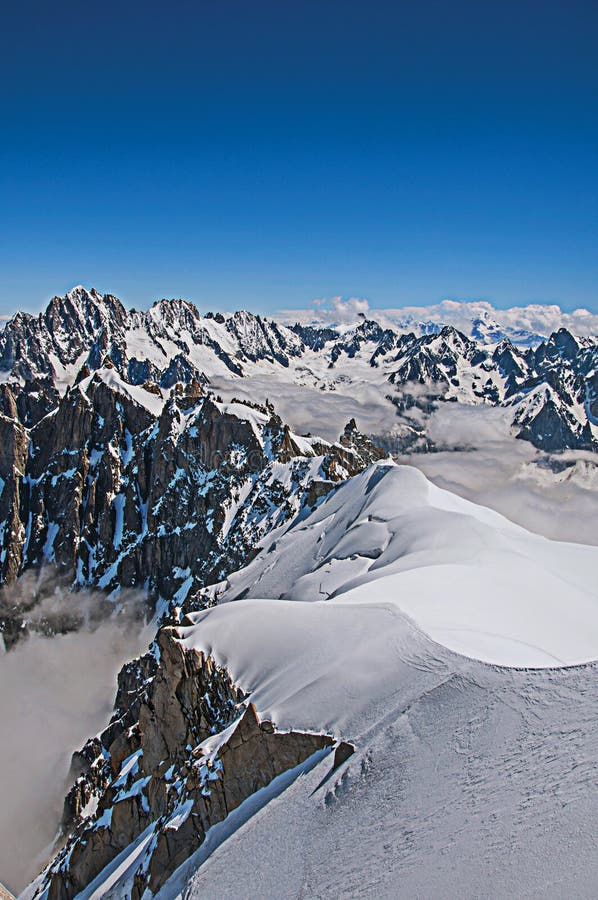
top-left (76, 363), bottom-right (167, 417)
top-left (52, 285), bottom-right (126, 323)
top-left (0, 287), bottom-right (597, 454)
top-left (4, 292), bottom-right (597, 900)
top-left (281, 298), bottom-right (598, 344)
top-left (211, 462), bottom-right (598, 668)
top-left (146, 296), bottom-right (202, 326)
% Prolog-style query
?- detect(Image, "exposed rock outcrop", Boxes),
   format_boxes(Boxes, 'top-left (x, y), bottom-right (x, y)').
top-left (0, 364), bottom-right (383, 647)
top-left (0, 287), bottom-right (596, 645)
top-left (36, 628), bottom-right (333, 899)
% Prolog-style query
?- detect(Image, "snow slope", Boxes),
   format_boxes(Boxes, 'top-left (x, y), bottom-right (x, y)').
top-left (202, 463), bottom-right (598, 668)
top-left (152, 464), bottom-right (598, 898)
top-left (164, 644), bottom-right (598, 900)
top-left (19, 463), bottom-right (598, 899)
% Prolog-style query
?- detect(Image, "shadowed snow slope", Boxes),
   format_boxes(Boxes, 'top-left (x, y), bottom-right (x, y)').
top-left (163, 642), bottom-right (598, 900)
top-left (202, 463), bottom-right (598, 668)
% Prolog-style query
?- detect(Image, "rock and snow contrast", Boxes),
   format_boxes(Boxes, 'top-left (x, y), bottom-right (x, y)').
top-left (0, 286), bottom-right (597, 454)
top-left (0, 288), bottom-right (596, 898)
top-left (20, 464), bottom-right (598, 899)
top-left (0, 367), bottom-right (384, 646)
top-left (278, 296), bottom-right (598, 348)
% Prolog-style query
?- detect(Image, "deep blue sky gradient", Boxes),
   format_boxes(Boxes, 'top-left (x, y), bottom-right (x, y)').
top-left (1, 0), bottom-right (597, 315)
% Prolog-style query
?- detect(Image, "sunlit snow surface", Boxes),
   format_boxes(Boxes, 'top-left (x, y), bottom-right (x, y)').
top-left (196, 464), bottom-right (598, 668)
top-left (23, 465), bottom-right (598, 900)
top-left (148, 465), bottom-right (598, 899)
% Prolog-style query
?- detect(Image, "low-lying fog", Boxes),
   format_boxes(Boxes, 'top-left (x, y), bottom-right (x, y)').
top-left (0, 587), bottom-right (149, 894)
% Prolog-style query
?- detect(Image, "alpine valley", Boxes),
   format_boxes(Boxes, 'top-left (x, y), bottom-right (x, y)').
top-left (1, 288), bottom-right (597, 900)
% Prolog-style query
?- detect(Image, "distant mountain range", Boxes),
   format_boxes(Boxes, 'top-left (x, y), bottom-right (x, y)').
top-left (0, 287), bottom-right (596, 456)
top-left (278, 296), bottom-right (598, 346)
top-left (0, 286), bottom-right (596, 629)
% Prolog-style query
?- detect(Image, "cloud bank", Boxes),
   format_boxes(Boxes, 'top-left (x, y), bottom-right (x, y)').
top-left (402, 404), bottom-right (598, 546)
top-left (307, 296), bottom-right (371, 325)
top-left (278, 297), bottom-right (598, 338)
top-left (210, 375), bottom-right (598, 546)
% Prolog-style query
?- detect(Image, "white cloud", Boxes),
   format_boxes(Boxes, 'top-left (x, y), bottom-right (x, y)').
top-left (401, 405), bottom-right (598, 546)
top-left (280, 296), bottom-right (371, 327)
top-left (329, 296), bottom-right (370, 322)
top-left (370, 300), bottom-right (598, 339)
top-left (209, 373), bottom-right (397, 443)
top-left (277, 297), bottom-right (598, 340)
top-left (0, 582), bottom-right (150, 894)
top-left (208, 375), bottom-right (598, 546)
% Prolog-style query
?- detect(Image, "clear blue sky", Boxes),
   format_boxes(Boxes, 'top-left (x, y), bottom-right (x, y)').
top-left (1, 0), bottom-right (596, 316)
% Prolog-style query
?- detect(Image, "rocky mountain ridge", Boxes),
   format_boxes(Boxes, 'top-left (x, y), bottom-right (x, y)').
top-left (0, 360), bottom-right (384, 646)
top-left (279, 298), bottom-right (598, 346)
top-left (1, 287), bottom-right (597, 453)
top-left (31, 627), bottom-right (335, 900)
top-left (0, 287), bottom-right (596, 639)
top-left (21, 461), bottom-right (598, 899)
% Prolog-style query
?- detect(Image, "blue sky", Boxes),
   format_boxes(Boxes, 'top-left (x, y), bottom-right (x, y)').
top-left (1, 0), bottom-right (596, 316)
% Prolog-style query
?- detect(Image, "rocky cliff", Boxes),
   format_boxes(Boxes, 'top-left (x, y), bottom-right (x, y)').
top-left (31, 627), bottom-right (334, 899)
top-left (0, 286), bottom-right (596, 642)
top-left (0, 361), bottom-right (384, 646)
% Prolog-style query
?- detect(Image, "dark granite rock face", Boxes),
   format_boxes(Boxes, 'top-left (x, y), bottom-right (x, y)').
top-left (387, 326), bottom-right (479, 386)
top-left (159, 354), bottom-right (209, 390)
top-left (586, 370), bottom-right (598, 423)
top-left (0, 292), bottom-right (594, 614)
top-left (3, 288), bottom-right (596, 897)
top-left (0, 289), bottom-right (129, 382)
top-left (0, 288), bottom-right (305, 388)
top-left (0, 414), bottom-right (29, 589)
top-left (225, 311), bottom-right (304, 367)
top-left (515, 395), bottom-right (588, 452)
top-left (0, 352), bottom-right (383, 647)
top-left (381, 325), bottom-right (598, 452)
top-left (507, 329), bottom-right (598, 451)
top-left (0, 379), bottom-right (59, 428)
top-left (291, 322), bottom-right (338, 351)
top-left (326, 318), bottom-right (396, 366)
